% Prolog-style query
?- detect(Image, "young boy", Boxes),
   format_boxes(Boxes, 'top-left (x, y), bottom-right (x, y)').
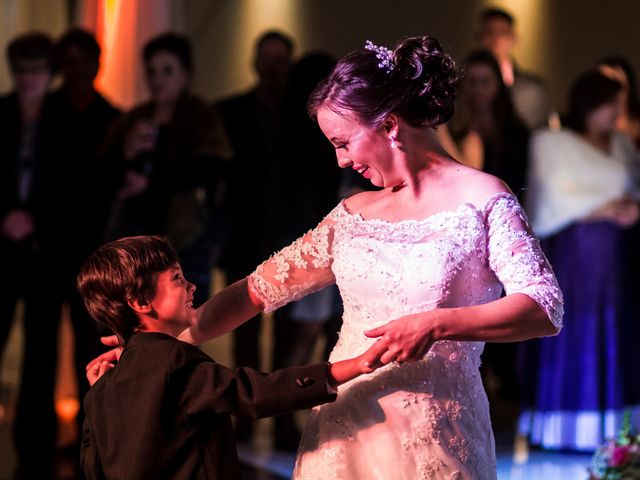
top-left (77, 235), bottom-right (383, 480)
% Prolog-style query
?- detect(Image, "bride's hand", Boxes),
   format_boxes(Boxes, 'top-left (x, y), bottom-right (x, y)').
top-left (364, 312), bottom-right (442, 365)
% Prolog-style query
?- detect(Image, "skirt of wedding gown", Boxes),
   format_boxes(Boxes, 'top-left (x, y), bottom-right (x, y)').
top-left (292, 344), bottom-right (498, 480)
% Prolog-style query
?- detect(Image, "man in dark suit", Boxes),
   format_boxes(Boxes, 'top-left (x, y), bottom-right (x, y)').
top-left (475, 7), bottom-right (551, 425)
top-left (214, 30), bottom-right (296, 446)
top-left (478, 7), bottom-right (552, 130)
top-left (0, 32), bottom-right (66, 479)
top-left (78, 235), bottom-right (382, 479)
top-left (0, 33), bottom-right (55, 364)
top-left (8, 29), bottom-right (120, 479)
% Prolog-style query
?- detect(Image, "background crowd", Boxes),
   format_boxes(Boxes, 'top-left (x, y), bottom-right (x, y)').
top-left (0, 5), bottom-right (639, 479)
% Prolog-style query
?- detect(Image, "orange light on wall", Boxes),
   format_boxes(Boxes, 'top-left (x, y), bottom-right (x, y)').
top-left (55, 396), bottom-right (81, 448)
top-left (93, 0), bottom-right (122, 102)
top-left (75, 0), bottom-right (183, 109)
top-left (55, 396), bottom-right (80, 422)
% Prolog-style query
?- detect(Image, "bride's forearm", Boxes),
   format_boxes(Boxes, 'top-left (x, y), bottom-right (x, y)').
top-left (365, 293), bottom-right (559, 364)
top-left (179, 278), bottom-right (262, 345)
top-left (437, 293), bottom-right (559, 343)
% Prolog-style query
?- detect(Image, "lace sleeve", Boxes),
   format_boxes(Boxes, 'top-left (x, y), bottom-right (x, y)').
top-left (247, 206), bottom-right (342, 312)
top-left (485, 193), bottom-right (564, 331)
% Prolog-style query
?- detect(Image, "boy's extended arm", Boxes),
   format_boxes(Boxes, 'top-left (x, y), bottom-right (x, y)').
top-left (173, 338), bottom-right (386, 420)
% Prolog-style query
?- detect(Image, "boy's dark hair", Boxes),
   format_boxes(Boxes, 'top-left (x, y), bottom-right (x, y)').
top-left (56, 28), bottom-right (101, 63)
top-left (77, 235), bottom-right (180, 343)
top-left (143, 32), bottom-right (193, 72)
top-left (6, 32), bottom-right (55, 71)
top-left (480, 7), bottom-right (515, 27)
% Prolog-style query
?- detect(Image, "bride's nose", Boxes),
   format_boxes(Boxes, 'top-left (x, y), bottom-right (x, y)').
top-left (337, 155), bottom-right (353, 169)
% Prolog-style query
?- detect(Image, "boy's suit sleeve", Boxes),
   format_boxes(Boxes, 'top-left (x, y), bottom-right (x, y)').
top-left (168, 342), bottom-right (337, 420)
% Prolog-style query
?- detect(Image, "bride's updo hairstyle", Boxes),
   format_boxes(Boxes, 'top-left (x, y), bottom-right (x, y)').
top-left (309, 35), bottom-right (462, 129)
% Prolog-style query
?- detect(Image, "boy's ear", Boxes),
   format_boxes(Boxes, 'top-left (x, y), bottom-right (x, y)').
top-left (127, 297), bottom-right (152, 314)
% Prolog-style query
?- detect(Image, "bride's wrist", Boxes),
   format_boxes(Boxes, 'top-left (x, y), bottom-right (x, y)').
top-left (430, 308), bottom-right (454, 341)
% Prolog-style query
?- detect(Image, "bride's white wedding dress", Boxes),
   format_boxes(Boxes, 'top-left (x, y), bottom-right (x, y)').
top-left (249, 192), bottom-right (563, 480)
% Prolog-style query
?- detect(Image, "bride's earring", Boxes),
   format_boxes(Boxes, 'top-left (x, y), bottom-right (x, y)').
top-left (390, 136), bottom-right (397, 149)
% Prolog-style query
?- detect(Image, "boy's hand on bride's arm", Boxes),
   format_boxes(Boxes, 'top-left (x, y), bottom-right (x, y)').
top-left (86, 360), bottom-right (115, 386)
top-left (85, 336), bottom-right (122, 374)
top-left (364, 310), bottom-right (446, 364)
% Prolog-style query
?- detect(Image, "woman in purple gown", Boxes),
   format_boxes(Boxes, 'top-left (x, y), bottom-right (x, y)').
top-left (521, 70), bottom-right (640, 450)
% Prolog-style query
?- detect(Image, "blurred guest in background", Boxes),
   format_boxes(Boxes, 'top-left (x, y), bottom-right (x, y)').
top-left (215, 30), bottom-right (294, 443)
top-left (264, 51), bottom-right (345, 450)
top-left (0, 33), bottom-right (57, 478)
top-left (0, 32), bottom-right (54, 386)
top-left (598, 55), bottom-right (640, 148)
top-left (478, 6), bottom-right (551, 130)
top-left (104, 32), bottom-right (232, 306)
top-left (443, 49), bottom-right (530, 415)
top-left (446, 50), bottom-right (529, 198)
top-left (10, 28), bottom-right (120, 479)
top-left (521, 70), bottom-right (640, 451)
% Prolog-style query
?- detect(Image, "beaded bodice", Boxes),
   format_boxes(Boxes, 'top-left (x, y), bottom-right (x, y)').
top-left (250, 192), bottom-right (562, 346)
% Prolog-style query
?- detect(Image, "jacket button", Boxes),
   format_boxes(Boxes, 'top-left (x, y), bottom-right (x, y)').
top-left (296, 377), bottom-right (315, 387)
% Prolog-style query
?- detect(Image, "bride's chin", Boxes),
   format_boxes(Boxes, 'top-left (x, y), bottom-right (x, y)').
top-left (370, 174), bottom-right (384, 188)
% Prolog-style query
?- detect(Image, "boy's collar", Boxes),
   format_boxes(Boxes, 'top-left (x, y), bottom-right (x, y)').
top-left (127, 330), bottom-right (175, 343)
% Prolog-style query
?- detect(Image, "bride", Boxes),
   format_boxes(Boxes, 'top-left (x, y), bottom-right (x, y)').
top-left (92, 35), bottom-right (563, 479)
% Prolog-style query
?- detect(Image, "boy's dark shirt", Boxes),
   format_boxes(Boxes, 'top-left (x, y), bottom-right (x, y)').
top-left (81, 332), bottom-right (336, 479)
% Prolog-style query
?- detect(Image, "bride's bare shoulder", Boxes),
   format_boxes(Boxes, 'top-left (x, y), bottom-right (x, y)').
top-left (342, 189), bottom-right (383, 213)
top-left (448, 165), bottom-right (513, 207)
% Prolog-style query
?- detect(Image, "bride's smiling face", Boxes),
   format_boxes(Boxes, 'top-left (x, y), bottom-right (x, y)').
top-left (317, 106), bottom-right (395, 188)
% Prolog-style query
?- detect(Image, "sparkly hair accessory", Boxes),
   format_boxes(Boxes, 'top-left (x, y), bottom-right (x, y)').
top-left (365, 40), bottom-right (394, 74)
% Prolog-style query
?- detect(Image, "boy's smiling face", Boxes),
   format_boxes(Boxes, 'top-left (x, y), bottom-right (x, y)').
top-left (147, 264), bottom-right (196, 331)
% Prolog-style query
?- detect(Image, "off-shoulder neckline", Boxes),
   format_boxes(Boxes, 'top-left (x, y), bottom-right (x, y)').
top-left (338, 191), bottom-right (517, 226)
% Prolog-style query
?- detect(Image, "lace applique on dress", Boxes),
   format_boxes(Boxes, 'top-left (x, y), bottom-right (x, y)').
top-left (485, 193), bottom-right (564, 330)
top-left (449, 436), bottom-right (470, 463)
top-left (248, 206), bottom-right (345, 312)
top-left (419, 457), bottom-right (445, 479)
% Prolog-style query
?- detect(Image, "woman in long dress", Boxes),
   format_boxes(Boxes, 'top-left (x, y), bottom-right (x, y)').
top-left (103, 33), bottom-right (231, 306)
top-left (520, 70), bottom-right (640, 451)
top-left (445, 49), bottom-right (529, 198)
top-left (92, 35), bottom-right (563, 479)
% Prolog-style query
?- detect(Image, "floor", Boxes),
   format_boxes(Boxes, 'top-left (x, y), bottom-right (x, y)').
top-left (0, 296), bottom-right (596, 480)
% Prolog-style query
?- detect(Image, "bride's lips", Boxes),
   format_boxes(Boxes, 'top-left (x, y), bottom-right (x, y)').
top-left (354, 165), bottom-right (370, 178)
